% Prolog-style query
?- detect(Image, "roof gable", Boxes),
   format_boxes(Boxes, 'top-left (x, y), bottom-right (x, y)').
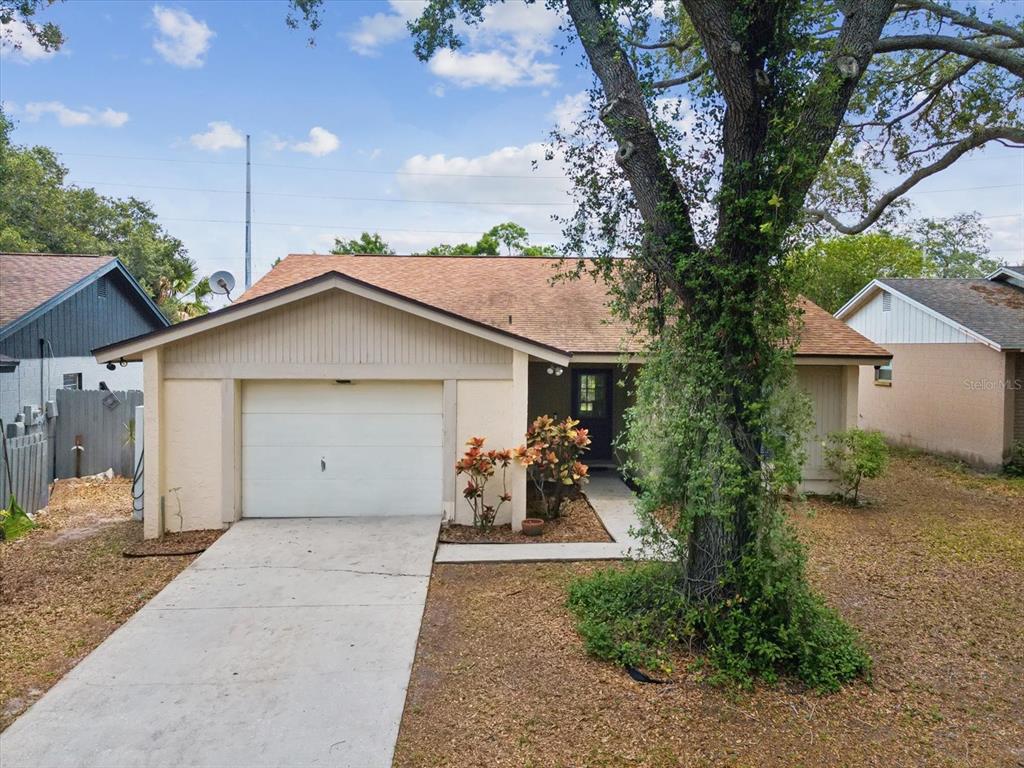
top-left (837, 278), bottom-right (1024, 350)
top-left (0, 253), bottom-right (168, 341)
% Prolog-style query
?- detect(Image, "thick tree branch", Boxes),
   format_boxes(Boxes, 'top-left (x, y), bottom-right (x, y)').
top-left (875, 34), bottom-right (1024, 78)
top-left (806, 126), bottom-right (1024, 234)
top-left (782, 1), bottom-right (896, 216)
top-left (651, 62), bottom-right (711, 89)
top-left (895, 1), bottom-right (1024, 47)
top-left (680, 0), bottom-right (757, 111)
top-left (565, 0), bottom-right (698, 301)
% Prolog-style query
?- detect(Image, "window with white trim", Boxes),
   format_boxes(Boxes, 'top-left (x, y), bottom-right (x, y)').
top-left (62, 372), bottom-right (82, 390)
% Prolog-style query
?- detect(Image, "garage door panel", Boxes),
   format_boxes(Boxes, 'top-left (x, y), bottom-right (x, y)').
top-left (241, 380), bottom-right (443, 518)
top-left (243, 381), bottom-right (441, 414)
top-left (243, 446), bottom-right (442, 517)
top-left (242, 413), bottom-right (441, 448)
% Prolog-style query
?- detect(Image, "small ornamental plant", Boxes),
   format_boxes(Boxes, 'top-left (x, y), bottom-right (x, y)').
top-left (823, 428), bottom-right (889, 504)
top-left (516, 415), bottom-right (591, 519)
top-left (455, 437), bottom-right (514, 531)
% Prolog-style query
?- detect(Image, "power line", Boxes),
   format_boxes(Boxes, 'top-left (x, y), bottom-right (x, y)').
top-left (57, 151), bottom-right (568, 180)
top-left (159, 216), bottom-right (566, 237)
top-left (77, 179), bottom-right (576, 206)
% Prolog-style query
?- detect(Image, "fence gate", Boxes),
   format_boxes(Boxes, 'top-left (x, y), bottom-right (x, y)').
top-left (0, 431), bottom-right (50, 513)
top-left (55, 389), bottom-right (144, 478)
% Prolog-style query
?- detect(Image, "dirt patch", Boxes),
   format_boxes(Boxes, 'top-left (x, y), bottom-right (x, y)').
top-left (0, 477), bottom-right (222, 731)
top-left (395, 454), bottom-right (1024, 767)
top-left (123, 529), bottom-right (222, 557)
top-left (439, 495), bottom-right (612, 544)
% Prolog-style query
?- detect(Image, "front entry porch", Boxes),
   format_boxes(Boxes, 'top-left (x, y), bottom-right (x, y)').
top-left (527, 361), bottom-right (639, 468)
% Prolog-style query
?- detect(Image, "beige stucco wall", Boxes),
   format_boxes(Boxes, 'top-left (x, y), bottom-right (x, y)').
top-left (160, 379), bottom-right (232, 533)
top-left (453, 351), bottom-right (528, 528)
top-left (857, 343), bottom-right (1012, 468)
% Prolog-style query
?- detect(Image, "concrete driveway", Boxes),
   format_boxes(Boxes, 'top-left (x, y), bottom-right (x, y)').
top-left (0, 516), bottom-right (439, 768)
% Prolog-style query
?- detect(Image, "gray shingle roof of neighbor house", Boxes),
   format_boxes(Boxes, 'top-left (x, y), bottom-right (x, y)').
top-left (881, 278), bottom-right (1024, 350)
top-left (0, 253), bottom-right (169, 339)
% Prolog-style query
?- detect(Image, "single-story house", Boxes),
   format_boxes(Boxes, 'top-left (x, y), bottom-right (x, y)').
top-left (835, 266), bottom-right (1023, 468)
top-left (1, 253), bottom-right (169, 426)
top-left (94, 255), bottom-right (890, 538)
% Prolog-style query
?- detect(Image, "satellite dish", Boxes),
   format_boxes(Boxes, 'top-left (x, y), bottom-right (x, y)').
top-left (210, 270), bottom-right (236, 297)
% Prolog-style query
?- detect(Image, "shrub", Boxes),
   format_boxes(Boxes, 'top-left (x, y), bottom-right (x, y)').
top-left (824, 428), bottom-right (888, 504)
top-left (516, 415), bottom-right (591, 519)
top-left (454, 437), bottom-right (513, 531)
top-left (0, 495), bottom-right (34, 542)
top-left (568, 526), bottom-right (872, 692)
top-left (1004, 441), bottom-right (1024, 478)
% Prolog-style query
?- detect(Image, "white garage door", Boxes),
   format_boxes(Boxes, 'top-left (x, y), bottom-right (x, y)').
top-left (242, 380), bottom-right (443, 517)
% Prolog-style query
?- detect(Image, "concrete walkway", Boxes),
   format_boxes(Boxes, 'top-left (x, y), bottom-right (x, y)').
top-left (0, 516), bottom-right (440, 768)
top-left (435, 472), bottom-right (643, 563)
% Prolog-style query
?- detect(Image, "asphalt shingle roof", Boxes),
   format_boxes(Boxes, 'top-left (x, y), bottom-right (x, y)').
top-left (240, 254), bottom-right (890, 359)
top-left (0, 253), bottom-right (114, 328)
top-left (882, 278), bottom-right (1024, 349)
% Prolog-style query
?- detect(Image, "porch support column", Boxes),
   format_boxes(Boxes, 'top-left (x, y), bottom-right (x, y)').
top-left (142, 348), bottom-right (164, 540)
top-left (510, 350), bottom-right (529, 531)
top-left (843, 365), bottom-right (859, 429)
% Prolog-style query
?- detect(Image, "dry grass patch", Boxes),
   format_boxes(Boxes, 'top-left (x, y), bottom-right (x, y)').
top-left (395, 454), bottom-right (1024, 767)
top-left (0, 477), bottom-right (221, 731)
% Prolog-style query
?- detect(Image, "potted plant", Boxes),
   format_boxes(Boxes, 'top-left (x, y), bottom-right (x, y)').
top-left (521, 517), bottom-right (545, 536)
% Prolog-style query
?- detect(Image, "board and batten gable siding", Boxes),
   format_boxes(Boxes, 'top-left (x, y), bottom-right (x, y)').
top-left (161, 290), bottom-right (513, 379)
top-left (844, 288), bottom-right (976, 345)
top-left (0, 270), bottom-right (163, 360)
top-left (1016, 352), bottom-right (1024, 443)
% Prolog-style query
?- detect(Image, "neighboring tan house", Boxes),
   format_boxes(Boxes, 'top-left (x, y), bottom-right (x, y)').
top-left (836, 266), bottom-right (1024, 469)
top-left (0, 253), bottom-right (169, 427)
top-left (93, 255), bottom-right (890, 538)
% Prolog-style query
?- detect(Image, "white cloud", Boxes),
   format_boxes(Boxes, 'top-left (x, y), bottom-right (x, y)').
top-left (190, 121), bottom-right (245, 151)
top-left (349, 0), bottom-right (562, 89)
top-left (550, 91), bottom-right (588, 133)
top-left (23, 101), bottom-right (129, 127)
top-left (347, 0), bottom-right (425, 56)
top-left (430, 83), bottom-right (446, 98)
top-left (291, 126), bottom-right (340, 157)
top-left (0, 18), bottom-right (57, 63)
top-left (429, 48), bottom-right (557, 89)
top-left (396, 142), bottom-right (571, 245)
top-left (152, 6), bottom-right (214, 68)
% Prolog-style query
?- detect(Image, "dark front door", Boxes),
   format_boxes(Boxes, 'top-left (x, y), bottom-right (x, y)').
top-left (572, 369), bottom-right (613, 461)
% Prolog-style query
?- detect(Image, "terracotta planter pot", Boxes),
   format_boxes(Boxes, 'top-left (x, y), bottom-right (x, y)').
top-left (521, 518), bottom-right (545, 537)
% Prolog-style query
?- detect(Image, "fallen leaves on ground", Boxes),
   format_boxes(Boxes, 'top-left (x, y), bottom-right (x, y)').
top-left (0, 477), bottom-right (221, 731)
top-left (440, 496), bottom-right (612, 544)
top-left (395, 454), bottom-right (1024, 767)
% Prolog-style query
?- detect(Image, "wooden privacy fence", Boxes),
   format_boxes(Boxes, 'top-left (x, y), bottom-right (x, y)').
top-left (55, 389), bottom-right (144, 478)
top-left (1, 432), bottom-right (50, 513)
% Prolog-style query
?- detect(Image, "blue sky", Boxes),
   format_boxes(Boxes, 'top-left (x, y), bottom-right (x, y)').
top-left (2, 0), bottom-right (1022, 295)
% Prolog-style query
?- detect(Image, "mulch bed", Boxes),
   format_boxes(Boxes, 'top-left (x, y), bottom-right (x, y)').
top-left (439, 495), bottom-right (612, 544)
top-left (394, 454), bottom-right (1024, 767)
top-left (0, 477), bottom-right (222, 731)
top-left (123, 530), bottom-right (222, 557)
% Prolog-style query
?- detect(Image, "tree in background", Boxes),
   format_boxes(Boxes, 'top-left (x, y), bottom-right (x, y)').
top-left (793, 213), bottom-right (997, 312)
top-left (422, 222), bottom-right (555, 256)
top-left (0, 112), bottom-right (209, 320)
top-left (330, 231), bottom-right (394, 255)
top-left (791, 232), bottom-right (927, 313)
top-left (915, 212), bottom-right (998, 278)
